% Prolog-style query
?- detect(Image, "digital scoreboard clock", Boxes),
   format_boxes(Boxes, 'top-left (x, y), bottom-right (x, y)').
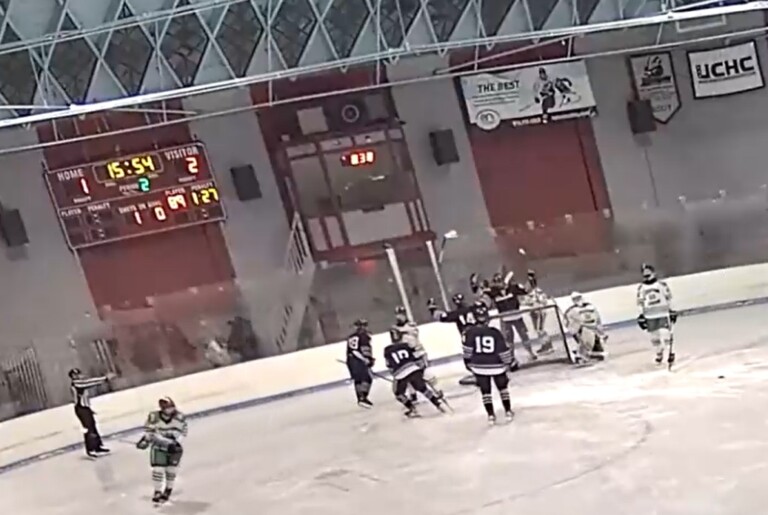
top-left (44, 142), bottom-right (226, 249)
top-left (340, 149), bottom-right (376, 167)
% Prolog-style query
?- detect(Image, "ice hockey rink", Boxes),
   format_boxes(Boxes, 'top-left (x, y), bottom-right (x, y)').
top-left (4, 303), bottom-right (768, 515)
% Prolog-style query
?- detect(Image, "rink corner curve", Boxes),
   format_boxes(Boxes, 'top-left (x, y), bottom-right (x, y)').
top-left (2, 263), bottom-right (768, 475)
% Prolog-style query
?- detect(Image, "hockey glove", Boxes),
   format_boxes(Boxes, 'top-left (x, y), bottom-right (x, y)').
top-left (135, 436), bottom-right (150, 450)
top-left (167, 442), bottom-right (183, 455)
top-left (637, 314), bottom-right (648, 331)
top-left (670, 310), bottom-right (679, 324)
top-left (426, 297), bottom-right (437, 311)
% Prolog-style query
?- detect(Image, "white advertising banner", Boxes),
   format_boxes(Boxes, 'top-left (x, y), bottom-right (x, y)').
top-left (687, 41), bottom-right (764, 98)
top-left (459, 61), bottom-right (597, 130)
top-left (630, 52), bottom-right (681, 123)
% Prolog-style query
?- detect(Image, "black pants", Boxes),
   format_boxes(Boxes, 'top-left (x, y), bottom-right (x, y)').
top-left (347, 359), bottom-right (371, 384)
top-left (502, 318), bottom-right (530, 345)
top-left (393, 369), bottom-right (428, 398)
top-left (75, 405), bottom-right (103, 452)
top-left (475, 373), bottom-right (509, 395)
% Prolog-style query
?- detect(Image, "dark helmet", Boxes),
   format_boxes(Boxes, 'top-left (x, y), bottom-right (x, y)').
top-left (394, 305), bottom-right (408, 325)
top-left (473, 301), bottom-right (490, 324)
top-left (68, 368), bottom-right (82, 379)
top-left (527, 269), bottom-right (537, 286)
top-left (492, 272), bottom-right (504, 285)
top-left (641, 263), bottom-right (656, 282)
top-left (452, 293), bottom-right (465, 307)
top-left (353, 318), bottom-right (369, 331)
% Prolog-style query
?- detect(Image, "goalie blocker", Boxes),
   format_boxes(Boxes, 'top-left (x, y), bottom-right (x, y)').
top-left (488, 302), bottom-right (576, 365)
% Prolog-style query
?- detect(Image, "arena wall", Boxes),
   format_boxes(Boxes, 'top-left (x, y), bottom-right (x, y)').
top-left (1, 262), bottom-right (767, 472)
top-left (586, 12), bottom-right (768, 211)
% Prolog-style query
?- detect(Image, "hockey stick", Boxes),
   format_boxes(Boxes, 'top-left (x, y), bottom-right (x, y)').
top-left (667, 312), bottom-right (677, 371)
top-left (335, 359), bottom-right (393, 383)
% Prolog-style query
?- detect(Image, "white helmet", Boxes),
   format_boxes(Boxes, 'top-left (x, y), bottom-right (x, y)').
top-left (571, 291), bottom-right (585, 305)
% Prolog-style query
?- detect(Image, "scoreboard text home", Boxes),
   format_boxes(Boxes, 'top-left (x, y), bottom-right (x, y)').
top-left (44, 143), bottom-right (226, 249)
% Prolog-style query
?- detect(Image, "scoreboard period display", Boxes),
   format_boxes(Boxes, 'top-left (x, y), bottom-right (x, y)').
top-left (44, 142), bottom-right (226, 249)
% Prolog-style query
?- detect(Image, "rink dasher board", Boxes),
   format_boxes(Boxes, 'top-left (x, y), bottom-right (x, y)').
top-left (1, 293), bottom-right (767, 477)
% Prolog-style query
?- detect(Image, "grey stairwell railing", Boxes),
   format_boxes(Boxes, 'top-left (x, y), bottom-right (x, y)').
top-left (273, 213), bottom-right (316, 353)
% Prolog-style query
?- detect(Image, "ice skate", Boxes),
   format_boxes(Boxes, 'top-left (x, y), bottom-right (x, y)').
top-left (505, 410), bottom-right (515, 423)
top-left (152, 491), bottom-right (165, 504)
top-left (537, 341), bottom-right (554, 354)
top-left (655, 352), bottom-right (664, 365)
top-left (159, 488), bottom-right (173, 503)
top-left (487, 414), bottom-right (496, 426)
top-left (404, 406), bottom-right (420, 418)
top-left (357, 398), bottom-right (373, 409)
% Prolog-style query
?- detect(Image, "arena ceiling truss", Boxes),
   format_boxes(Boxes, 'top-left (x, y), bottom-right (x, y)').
top-left (0, 0), bottom-right (764, 153)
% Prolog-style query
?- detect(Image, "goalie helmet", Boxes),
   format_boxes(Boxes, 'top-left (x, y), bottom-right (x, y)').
top-left (353, 318), bottom-right (369, 331)
top-left (68, 368), bottom-right (82, 379)
top-left (571, 291), bottom-right (585, 305)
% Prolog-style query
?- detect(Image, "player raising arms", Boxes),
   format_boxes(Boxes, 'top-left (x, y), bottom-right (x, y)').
top-left (346, 319), bottom-right (374, 409)
top-left (524, 269), bottom-right (555, 355)
top-left (636, 264), bottom-right (677, 366)
top-left (564, 292), bottom-right (607, 363)
top-left (427, 293), bottom-right (476, 335)
top-left (136, 397), bottom-right (188, 505)
top-left (462, 302), bottom-right (514, 425)
top-left (384, 334), bottom-right (447, 418)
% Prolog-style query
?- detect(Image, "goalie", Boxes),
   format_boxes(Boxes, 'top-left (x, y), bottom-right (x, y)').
top-left (136, 397), bottom-right (188, 505)
top-left (564, 292), bottom-right (607, 362)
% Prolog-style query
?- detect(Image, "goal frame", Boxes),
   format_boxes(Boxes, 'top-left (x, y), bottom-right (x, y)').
top-left (488, 302), bottom-right (576, 364)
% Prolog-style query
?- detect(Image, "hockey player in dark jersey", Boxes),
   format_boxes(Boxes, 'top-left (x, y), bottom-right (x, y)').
top-left (493, 272), bottom-right (536, 361)
top-left (346, 319), bottom-right (374, 408)
top-left (462, 303), bottom-right (514, 424)
top-left (384, 337), bottom-right (446, 418)
top-left (427, 293), bottom-right (476, 334)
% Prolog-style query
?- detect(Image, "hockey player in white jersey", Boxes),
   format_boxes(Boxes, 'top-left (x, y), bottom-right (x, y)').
top-left (523, 270), bottom-right (555, 354)
top-left (564, 292), bottom-right (607, 362)
top-left (636, 264), bottom-right (677, 366)
top-left (391, 306), bottom-right (443, 399)
top-left (136, 397), bottom-right (188, 505)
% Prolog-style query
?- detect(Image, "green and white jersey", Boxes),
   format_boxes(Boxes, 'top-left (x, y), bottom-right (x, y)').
top-left (144, 410), bottom-right (188, 446)
top-left (637, 280), bottom-right (672, 319)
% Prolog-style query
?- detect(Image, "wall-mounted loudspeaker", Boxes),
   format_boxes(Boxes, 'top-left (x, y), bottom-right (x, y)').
top-left (429, 129), bottom-right (460, 165)
top-left (230, 165), bottom-right (262, 201)
top-left (0, 208), bottom-right (28, 247)
top-left (627, 99), bottom-right (656, 134)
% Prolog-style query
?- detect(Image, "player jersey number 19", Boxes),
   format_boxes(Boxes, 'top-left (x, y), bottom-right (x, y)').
top-left (474, 336), bottom-right (494, 354)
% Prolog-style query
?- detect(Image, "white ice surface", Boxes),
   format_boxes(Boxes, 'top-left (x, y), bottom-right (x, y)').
top-left (4, 305), bottom-right (768, 515)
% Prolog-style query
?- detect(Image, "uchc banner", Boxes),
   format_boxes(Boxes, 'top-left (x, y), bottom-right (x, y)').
top-left (460, 61), bottom-right (597, 130)
top-left (687, 40), bottom-right (764, 98)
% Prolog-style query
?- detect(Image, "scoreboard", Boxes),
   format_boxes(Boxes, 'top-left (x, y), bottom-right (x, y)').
top-left (44, 142), bottom-right (226, 249)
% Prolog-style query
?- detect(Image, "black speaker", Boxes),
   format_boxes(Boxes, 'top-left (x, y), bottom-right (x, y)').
top-left (0, 209), bottom-right (28, 247)
top-left (230, 165), bottom-right (262, 201)
top-left (627, 100), bottom-right (656, 134)
top-left (429, 129), bottom-right (460, 165)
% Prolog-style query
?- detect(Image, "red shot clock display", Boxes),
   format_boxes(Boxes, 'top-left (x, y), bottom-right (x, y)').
top-left (44, 142), bottom-right (226, 249)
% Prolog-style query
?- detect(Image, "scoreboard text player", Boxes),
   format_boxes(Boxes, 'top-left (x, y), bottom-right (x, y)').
top-left (44, 142), bottom-right (226, 249)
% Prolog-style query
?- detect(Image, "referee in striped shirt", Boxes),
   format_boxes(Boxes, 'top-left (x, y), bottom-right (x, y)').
top-left (69, 368), bottom-right (111, 457)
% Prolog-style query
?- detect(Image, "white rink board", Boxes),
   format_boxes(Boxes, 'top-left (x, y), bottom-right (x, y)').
top-left (2, 262), bottom-right (768, 468)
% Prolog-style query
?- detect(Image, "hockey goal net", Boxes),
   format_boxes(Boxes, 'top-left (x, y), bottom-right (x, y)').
top-left (488, 302), bottom-right (575, 366)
